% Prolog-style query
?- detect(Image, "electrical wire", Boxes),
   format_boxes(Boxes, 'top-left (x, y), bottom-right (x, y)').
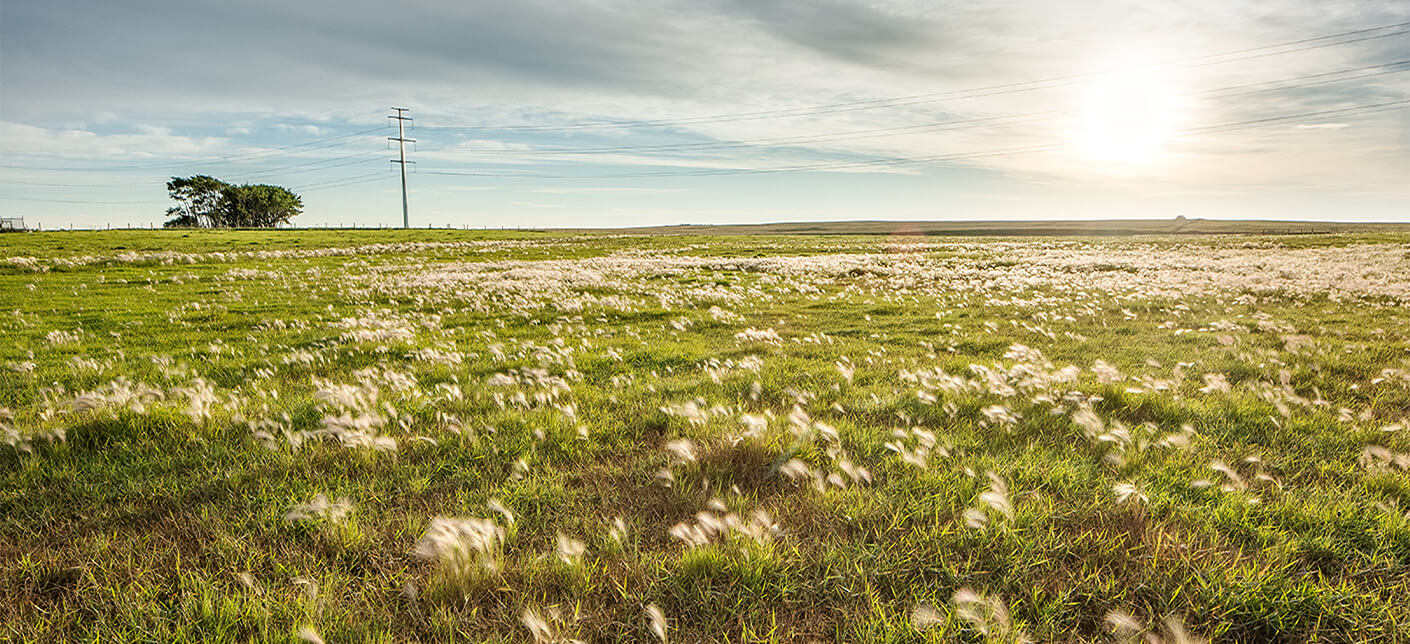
top-left (0, 125), bottom-right (389, 172)
top-left (420, 21), bottom-right (1410, 133)
top-left (433, 60), bottom-right (1410, 159)
top-left (419, 98), bottom-right (1410, 179)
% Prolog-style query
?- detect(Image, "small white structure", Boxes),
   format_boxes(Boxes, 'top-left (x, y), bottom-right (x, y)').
top-left (0, 217), bottom-right (26, 232)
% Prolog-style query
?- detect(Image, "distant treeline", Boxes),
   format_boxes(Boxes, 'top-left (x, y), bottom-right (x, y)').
top-left (163, 175), bottom-right (303, 229)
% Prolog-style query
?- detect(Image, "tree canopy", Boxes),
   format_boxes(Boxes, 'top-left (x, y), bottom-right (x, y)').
top-left (163, 176), bottom-right (303, 228)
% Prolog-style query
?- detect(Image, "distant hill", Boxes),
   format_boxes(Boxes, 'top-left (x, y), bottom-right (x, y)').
top-left (559, 218), bottom-right (1410, 236)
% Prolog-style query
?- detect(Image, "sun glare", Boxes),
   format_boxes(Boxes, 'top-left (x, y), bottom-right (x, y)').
top-left (1076, 59), bottom-right (1182, 165)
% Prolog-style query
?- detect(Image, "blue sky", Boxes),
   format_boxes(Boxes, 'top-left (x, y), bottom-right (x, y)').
top-left (1, 0), bottom-right (1407, 228)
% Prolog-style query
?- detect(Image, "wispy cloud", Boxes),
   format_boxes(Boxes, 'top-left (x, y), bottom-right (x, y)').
top-left (2, 0), bottom-right (1406, 226)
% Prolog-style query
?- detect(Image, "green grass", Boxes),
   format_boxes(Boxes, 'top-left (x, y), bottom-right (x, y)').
top-left (2, 230), bottom-right (1409, 642)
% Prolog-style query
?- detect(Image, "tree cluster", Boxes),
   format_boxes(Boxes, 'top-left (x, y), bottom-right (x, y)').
top-left (163, 175), bottom-right (303, 228)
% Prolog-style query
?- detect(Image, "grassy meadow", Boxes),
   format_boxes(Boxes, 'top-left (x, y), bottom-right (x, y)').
top-left (2, 229), bottom-right (1409, 642)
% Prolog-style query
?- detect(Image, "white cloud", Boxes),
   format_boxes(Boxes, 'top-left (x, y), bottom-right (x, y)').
top-left (2, 0), bottom-right (1406, 225)
top-left (0, 121), bottom-right (232, 161)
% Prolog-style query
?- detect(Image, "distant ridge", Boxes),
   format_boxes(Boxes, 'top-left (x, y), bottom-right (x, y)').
top-left (560, 218), bottom-right (1410, 236)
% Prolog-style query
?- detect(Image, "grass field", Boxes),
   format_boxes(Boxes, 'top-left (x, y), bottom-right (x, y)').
top-left (3, 229), bottom-right (1410, 642)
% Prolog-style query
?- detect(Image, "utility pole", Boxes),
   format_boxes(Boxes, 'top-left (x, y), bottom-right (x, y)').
top-left (389, 107), bottom-right (415, 228)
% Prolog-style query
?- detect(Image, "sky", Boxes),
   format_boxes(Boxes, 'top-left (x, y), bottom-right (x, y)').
top-left (1, 0), bottom-right (1407, 229)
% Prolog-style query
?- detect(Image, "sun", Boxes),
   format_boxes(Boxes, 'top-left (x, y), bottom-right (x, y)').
top-left (1075, 60), bottom-right (1182, 164)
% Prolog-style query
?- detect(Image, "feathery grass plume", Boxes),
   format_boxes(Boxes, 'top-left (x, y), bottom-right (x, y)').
top-left (1156, 423), bottom-right (1196, 450)
top-left (668, 521), bottom-right (711, 548)
top-left (787, 405), bottom-right (813, 438)
top-left (2, 408), bottom-right (35, 454)
top-left (669, 503), bottom-right (780, 549)
top-left (1107, 611), bottom-right (1208, 644)
top-left (644, 603), bottom-right (668, 642)
top-left (1072, 404), bottom-right (1105, 439)
top-left (520, 606), bottom-right (585, 644)
top-left (555, 532), bottom-right (587, 565)
top-left (521, 607), bottom-right (554, 643)
top-left (171, 378), bottom-right (219, 423)
top-left (978, 472), bottom-right (1015, 520)
top-left (67, 377), bottom-right (165, 415)
top-left (951, 588), bottom-right (1030, 643)
top-left (608, 516), bottom-right (629, 544)
top-left (708, 305), bottom-right (744, 323)
top-left (293, 576), bottom-right (319, 600)
top-left (1155, 616), bottom-right (1208, 644)
top-left (884, 426), bottom-right (944, 469)
top-left (664, 438), bottom-right (698, 463)
top-left (248, 412), bottom-right (300, 451)
top-left (1093, 360), bottom-right (1124, 384)
top-left (909, 603), bottom-right (945, 630)
top-left (296, 625), bottom-right (325, 644)
top-left (1105, 609), bottom-right (1144, 641)
top-left (660, 401), bottom-right (710, 426)
top-left (45, 329), bottom-right (83, 345)
top-left (235, 571), bottom-right (261, 596)
top-left (1112, 482), bottom-right (1148, 506)
top-left (1207, 460), bottom-right (1244, 491)
top-left (285, 493), bottom-right (353, 523)
top-left (415, 516), bottom-right (505, 571)
top-left (836, 458), bottom-right (872, 485)
top-left (778, 458), bottom-right (814, 482)
top-left (1360, 445), bottom-right (1410, 471)
top-left (1199, 373), bottom-right (1231, 394)
top-left (487, 498), bottom-right (515, 526)
top-left (734, 327), bottom-right (784, 345)
top-left (980, 404), bottom-right (1020, 429)
top-left (739, 509), bottom-right (780, 543)
top-left (737, 413), bottom-right (768, 441)
top-left (835, 359), bottom-right (855, 384)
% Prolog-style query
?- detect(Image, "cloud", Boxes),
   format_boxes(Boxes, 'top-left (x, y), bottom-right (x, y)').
top-left (275, 124), bottom-right (323, 135)
top-left (716, 0), bottom-right (943, 66)
top-left (0, 121), bottom-right (232, 161)
top-left (2, 0), bottom-right (1406, 225)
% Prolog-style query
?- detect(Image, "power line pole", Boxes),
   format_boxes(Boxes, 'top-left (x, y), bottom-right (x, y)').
top-left (389, 107), bottom-right (414, 228)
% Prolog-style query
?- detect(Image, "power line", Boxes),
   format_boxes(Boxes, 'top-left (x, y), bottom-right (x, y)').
top-left (0, 195), bottom-right (163, 205)
top-left (455, 112), bottom-right (1058, 157)
top-left (419, 98), bottom-right (1410, 179)
top-left (234, 152), bottom-right (386, 182)
top-left (295, 170), bottom-right (395, 192)
top-left (420, 21), bottom-right (1410, 133)
top-left (0, 126), bottom-right (388, 172)
top-left (435, 60), bottom-right (1410, 159)
top-left (0, 178), bottom-right (149, 188)
top-left (1189, 60), bottom-right (1410, 99)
